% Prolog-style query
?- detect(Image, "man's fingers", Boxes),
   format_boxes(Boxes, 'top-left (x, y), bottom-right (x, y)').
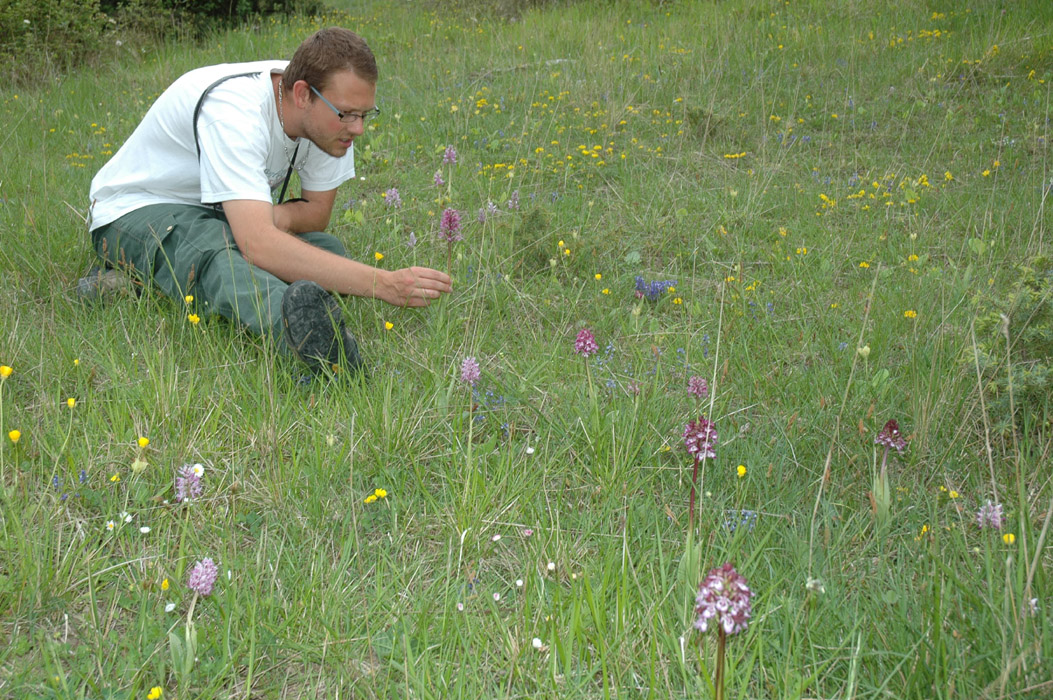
top-left (410, 266), bottom-right (453, 288)
top-left (389, 267), bottom-right (452, 307)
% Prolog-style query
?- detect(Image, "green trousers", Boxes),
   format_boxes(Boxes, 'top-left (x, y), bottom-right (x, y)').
top-left (91, 204), bottom-right (347, 340)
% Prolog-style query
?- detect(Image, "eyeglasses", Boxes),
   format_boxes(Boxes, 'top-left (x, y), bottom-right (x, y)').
top-left (309, 85), bottom-right (380, 124)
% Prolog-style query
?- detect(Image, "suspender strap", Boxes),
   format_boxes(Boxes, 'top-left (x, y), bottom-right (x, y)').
top-left (192, 71), bottom-right (300, 206)
top-left (276, 143), bottom-right (299, 204)
top-left (193, 71), bottom-right (260, 159)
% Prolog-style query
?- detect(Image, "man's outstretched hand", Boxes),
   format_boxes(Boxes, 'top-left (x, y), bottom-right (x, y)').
top-left (377, 266), bottom-right (453, 307)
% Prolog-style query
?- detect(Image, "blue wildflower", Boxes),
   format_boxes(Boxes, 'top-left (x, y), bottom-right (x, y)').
top-left (724, 510), bottom-right (758, 533)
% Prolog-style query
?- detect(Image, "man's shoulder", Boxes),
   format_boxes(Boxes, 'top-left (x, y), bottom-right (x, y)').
top-left (172, 60), bottom-right (287, 92)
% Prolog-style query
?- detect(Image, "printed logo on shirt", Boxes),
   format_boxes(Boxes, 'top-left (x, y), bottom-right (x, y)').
top-left (264, 167), bottom-right (286, 191)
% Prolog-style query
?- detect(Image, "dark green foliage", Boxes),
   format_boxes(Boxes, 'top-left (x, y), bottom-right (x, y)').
top-left (974, 256), bottom-right (1053, 437)
top-left (98, 0), bottom-right (323, 29)
top-left (0, 0), bottom-right (320, 84)
top-left (0, 0), bottom-right (106, 76)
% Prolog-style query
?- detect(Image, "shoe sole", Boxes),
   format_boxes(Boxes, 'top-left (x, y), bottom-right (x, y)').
top-left (282, 281), bottom-right (341, 371)
top-left (282, 280), bottom-right (364, 375)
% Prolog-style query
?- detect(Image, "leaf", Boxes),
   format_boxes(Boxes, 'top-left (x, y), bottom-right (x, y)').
top-left (624, 250), bottom-right (642, 265)
top-left (169, 630), bottom-right (185, 671)
top-left (968, 237), bottom-right (987, 256)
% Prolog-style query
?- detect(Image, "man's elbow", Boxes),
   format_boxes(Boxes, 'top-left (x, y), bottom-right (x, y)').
top-left (233, 231), bottom-right (271, 268)
top-left (238, 240), bottom-right (264, 267)
top-left (309, 208), bottom-right (332, 232)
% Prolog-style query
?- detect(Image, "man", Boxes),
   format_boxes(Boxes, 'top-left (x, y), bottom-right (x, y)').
top-left (86, 28), bottom-right (452, 373)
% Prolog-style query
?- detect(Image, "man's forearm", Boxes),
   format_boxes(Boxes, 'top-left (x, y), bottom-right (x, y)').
top-left (272, 199), bottom-right (332, 234)
top-left (223, 198), bottom-right (451, 308)
top-left (243, 225), bottom-right (389, 298)
top-left (225, 198), bottom-right (386, 298)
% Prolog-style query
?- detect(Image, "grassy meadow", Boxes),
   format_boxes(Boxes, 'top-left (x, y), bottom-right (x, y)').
top-left (1, 0), bottom-right (1052, 697)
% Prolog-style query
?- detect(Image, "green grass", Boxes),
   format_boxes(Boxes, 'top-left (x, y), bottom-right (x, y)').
top-left (1, 0), bottom-right (1051, 697)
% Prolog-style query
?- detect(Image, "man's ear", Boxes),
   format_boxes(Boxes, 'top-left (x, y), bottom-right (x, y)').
top-left (292, 79), bottom-right (312, 109)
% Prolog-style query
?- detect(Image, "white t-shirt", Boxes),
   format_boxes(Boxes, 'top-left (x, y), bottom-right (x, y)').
top-left (88, 60), bottom-right (356, 231)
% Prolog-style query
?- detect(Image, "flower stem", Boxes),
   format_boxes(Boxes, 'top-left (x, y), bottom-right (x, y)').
top-left (715, 626), bottom-right (726, 700)
top-left (0, 383), bottom-right (5, 486)
top-left (689, 455), bottom-right (700, 528)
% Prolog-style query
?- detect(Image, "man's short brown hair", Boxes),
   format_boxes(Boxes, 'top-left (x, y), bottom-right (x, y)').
top-left (284, 28), bottom-right (378, 90)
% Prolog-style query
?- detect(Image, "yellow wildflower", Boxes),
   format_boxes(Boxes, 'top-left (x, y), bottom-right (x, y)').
top-left (161, 578), bottom-right (169, 591)
top-left (1, 365), bottom-right (14, 378)
top-left (904, 309), bottom-right (918, 319)
top-left (736, 465), bottom-right (747, 478)
top-left (374, 252), bottom-right (384, 261)
top-left (138, 437), bottom-right (149, 449)
top-left (147, 687), bottom-right (163, 700)
top-left (188, 313), bottom-right (200, 325)
top-left (374, 488), bottom-right (388, 499)
top-left (384, 321), bottom-right (394, 330)
top-left (8, 429), bottom-right (20, 444)
top-left (67, 398), bottom-right (77, 408)
top-left (1003, 533), bottom-right (1015, 545)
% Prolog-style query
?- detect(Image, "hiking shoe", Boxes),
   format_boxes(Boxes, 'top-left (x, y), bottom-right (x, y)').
top-left (76, 266), bottom-right (137, 301)
top-left (281, 280), bottom-right (364, 375)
